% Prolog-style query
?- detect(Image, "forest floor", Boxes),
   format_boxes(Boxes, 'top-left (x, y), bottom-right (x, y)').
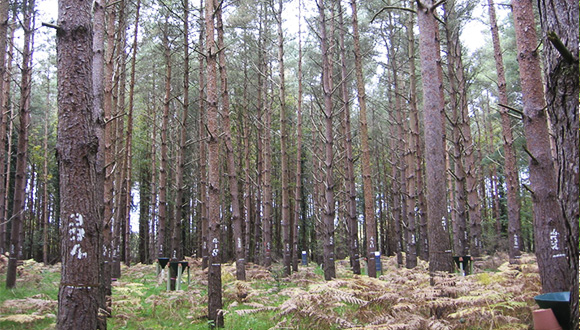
top-left (0, 252), bottom-right (545, 329)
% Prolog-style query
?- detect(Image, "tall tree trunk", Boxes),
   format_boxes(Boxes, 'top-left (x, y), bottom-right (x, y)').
top-left (6, 0), bottom-right (34, 288)
top-left (337, 1), bottom-right (360, 275)
top-left (487, 0), bottom-right (522, 260)
top-left (122, 0), bottom-right (140, 268)
top-left (405, 5), bottom-right (422, 265)
top-left (205, 0), bottom-right (223, 326)
top-left (216, 0), bottom-right (245, 281)
top-left (538, 0), bottom-right (579, 327)
top-left (197, 0), bottom-right (208, 270)
top-left (416, 0), bottom-right (453, 273)
top-left (92, 0), bottom-right (111, 329)
top-left (318, 0), bottom-right (336, 281)
top-left (113, 3), bottom-right (127, 273)
top-left (511, 0), bottom-right (570, 296)
top-left (277, 0), bottom-right (291, 278)
top-left (158, 15), bottom-right (171, 259)
top-left (42, 72), bottom-right (51, 265)
top-left (0, 0), bottom-right (10, 255)
top-left (172, 0), bottom-right (188, 264)
top-left (351, 0), bottom-right (377, 278)
top-left (92, 0), bottom-right (108, 325)
top-left (292, 0), bottom-right (304, 273)
top-left (444, 0), bottom-right (468, 257)
top-left (56, 0), bottom-right (102, 327)
top-left (260, 3), bottom-right (273, 268)
top-left (102, 0), bottom-right (118, 296)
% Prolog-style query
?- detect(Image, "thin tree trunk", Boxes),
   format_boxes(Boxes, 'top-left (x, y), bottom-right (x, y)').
top-left (216, 0), bottom-right (245, 281)
top-left (511, 0), bottom-right (570, 295)
top-left (122, 0), bottom-right (140, 268)
top-left (6, 0), bottom-right (34, 288)
top-left (197, 0), bottom-right (208, 270)
top-left (416, 0), bottom-right (454, 274)
top-left (538, 0), bottom-right (579, 326)
top-left (0, 0), bottom-right (10, 255)
top-left (318, 0), bottom-right (336, 281)
top-left (292, 0), bottom-right (303, 273)
top-left (337, 1), bottom-right (360, 275)
top-left (405, 5), bottom-right (422, 265)
top-left (92, 0), bottom-right (108, 324)
top-left (260, 3), bottom-right (273, 268)
top-left (158, 14), bottom-right (171, 259)
top-left (42, 72), bottom-right (50, 265)
top-left (487, 0), bottom-right (522, 260)
top-left (205, 0), bottom-right (223, 326)
top-left (172, 0), bottom-right (188, 264)
top-left (56, 0), bottom-right (102, 326)
top-left (351, 0), bottom-right (377, 278)
top-left (276, 0), bottom-right (291, 277)
top-left (102, 0), bottom-right (118, 297)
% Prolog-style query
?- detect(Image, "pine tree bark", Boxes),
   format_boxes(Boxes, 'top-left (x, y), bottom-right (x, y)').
top-left (337, 1), bottom-right (360, 275)
top-left (122, 0), bottom-right (140, 267)
top-left (92, 0), bottom-right (108, 325)
top-left (318, 0), bottom-right (336, 281)
top-left (216, 1), bottom-right (245, 281)
top-left (6, 0), bottom-right (34, 288)
top-left (205, 0), bottom-right (223, 326)
top-left (276, 0), bottom-right (292, 278)
top-left (0, 0), bottom-right (9, 255)
top-left (350, 0), bottom-right (377, 278)
top-left (511, 0), bottom-right (570, 296)
top-left (172, 0), bottom-right (188, 263)
top-left (537, 0), bottom-right (578, 327)
top-left (197, 0), bottom-right (208, 270)
top-left (416, 0), bottom-right (453, 273)
top-left (487, 0), bottom-right (522, 260)
top-left (102, 0), bottom-right (118, 295)
top-left (158, 14), bottom-right (171, 259)
top-left (42, 73), bottom-right (51, 265)
top-left (260, 3), bottom-right (273, 268)
top-left (443, 1), bottom-right (468, 258)
top-left (56, 0), bottom-right (103, 327)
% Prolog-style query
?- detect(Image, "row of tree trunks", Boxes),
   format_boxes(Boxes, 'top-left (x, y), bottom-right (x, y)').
top-left (350, 0), bottom-right (377, 278)
top-left (486, 0), bottom-right (522, 260)
top-left (0, 0), bottom-right (10, 256)
top-left (216, 0), bottom-right (245, 281)
top-left (6, 0), bottom-right (34, 289)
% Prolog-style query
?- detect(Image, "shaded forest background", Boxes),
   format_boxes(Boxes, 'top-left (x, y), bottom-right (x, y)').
top-left (0, 0), bottom-right (578, 328)
top-left (1, 0), bottom-right (537, 269)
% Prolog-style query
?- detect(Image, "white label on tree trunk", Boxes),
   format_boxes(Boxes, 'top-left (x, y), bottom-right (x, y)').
top-left (514, 234), bottom-right (519, 249)
top-left (441, 217), bottom-right (447, 231)
top-left (550, 229), bottom-right (560, 251)
top-left (411, 234), bottom-right (416, 244)
top-left (237, 237), bottom-right (242, 249)
top-left (330, 236), bottom-right (334, 245)
top-left (369, 236), bottom-right (375, 249)
top-left (211, 238), bottom-right (219, 257)
top-left (69, 213), bottom-right (87, 259)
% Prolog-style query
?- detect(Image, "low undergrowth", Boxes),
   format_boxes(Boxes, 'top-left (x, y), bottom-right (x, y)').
top-left (0, 253), bottom-right (545, 329)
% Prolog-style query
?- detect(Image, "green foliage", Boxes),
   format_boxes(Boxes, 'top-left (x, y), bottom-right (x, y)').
top-left (0, 253), bottom-right (544, 329)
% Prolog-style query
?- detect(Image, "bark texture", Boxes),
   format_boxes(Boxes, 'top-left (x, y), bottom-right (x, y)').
top-left (205, 0), bottom-right (224, 325)
top-left (56, 0), bottom-right (102, 327)
top-left (351, 0), bottom-right (377, 278)
top-left (537, 0), bottom-right (579, 327)
top-left (416, 0), bottom-right (453, 273)
top-left (511, 0), bottom-right (570, 299)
